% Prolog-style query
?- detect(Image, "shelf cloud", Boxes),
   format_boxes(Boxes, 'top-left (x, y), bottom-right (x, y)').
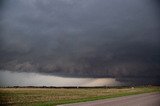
top-left (0, 0), bottom-right (160, 86)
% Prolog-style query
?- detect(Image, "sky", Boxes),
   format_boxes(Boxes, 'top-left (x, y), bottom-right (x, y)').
top-left (0, 0), bottom-right (160, 86)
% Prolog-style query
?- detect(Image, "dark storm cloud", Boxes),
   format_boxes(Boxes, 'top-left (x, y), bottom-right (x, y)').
top-left (0, 0), bottom-right (160, 84)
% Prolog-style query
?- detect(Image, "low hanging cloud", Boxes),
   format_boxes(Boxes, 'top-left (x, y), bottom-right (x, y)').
top-left (0, 0), bottom-right (160, 85)
top-left (0, 70), bottom-right (121, 87)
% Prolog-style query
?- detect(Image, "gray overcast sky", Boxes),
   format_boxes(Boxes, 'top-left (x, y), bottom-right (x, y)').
top-left (0, 0), bottom-right (160, 85)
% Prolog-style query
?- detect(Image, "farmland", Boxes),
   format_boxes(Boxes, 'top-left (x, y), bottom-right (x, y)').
top-left (0, 86), bottom-right (160, 106)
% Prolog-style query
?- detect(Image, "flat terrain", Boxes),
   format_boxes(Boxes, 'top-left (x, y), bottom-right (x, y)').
top-left (61, 92), bottom-right (160, 106)
top-left (0, 86), bottom-right (160, 106)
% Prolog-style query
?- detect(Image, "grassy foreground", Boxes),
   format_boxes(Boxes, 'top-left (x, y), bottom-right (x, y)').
top-left (0, 86), bottom-right (160, 106)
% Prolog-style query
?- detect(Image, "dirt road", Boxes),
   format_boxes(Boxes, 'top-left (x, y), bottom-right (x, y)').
top-left (59, 93), bottom-right (160, 106)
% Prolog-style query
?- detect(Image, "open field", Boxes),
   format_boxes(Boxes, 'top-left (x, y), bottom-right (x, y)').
top-left (0, 86), bottom-right (160, 106)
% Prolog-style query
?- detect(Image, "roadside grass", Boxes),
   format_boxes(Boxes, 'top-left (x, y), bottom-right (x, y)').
top-left (0, 86), bottom-right (160, 106)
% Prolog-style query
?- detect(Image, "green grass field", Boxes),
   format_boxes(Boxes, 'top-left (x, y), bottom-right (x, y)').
top-left (0, 86), bottom-right (160, 106)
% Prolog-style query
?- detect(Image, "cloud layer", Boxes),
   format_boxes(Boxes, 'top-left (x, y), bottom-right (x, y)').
top-left (0, 0), bottom-right (160, 85)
